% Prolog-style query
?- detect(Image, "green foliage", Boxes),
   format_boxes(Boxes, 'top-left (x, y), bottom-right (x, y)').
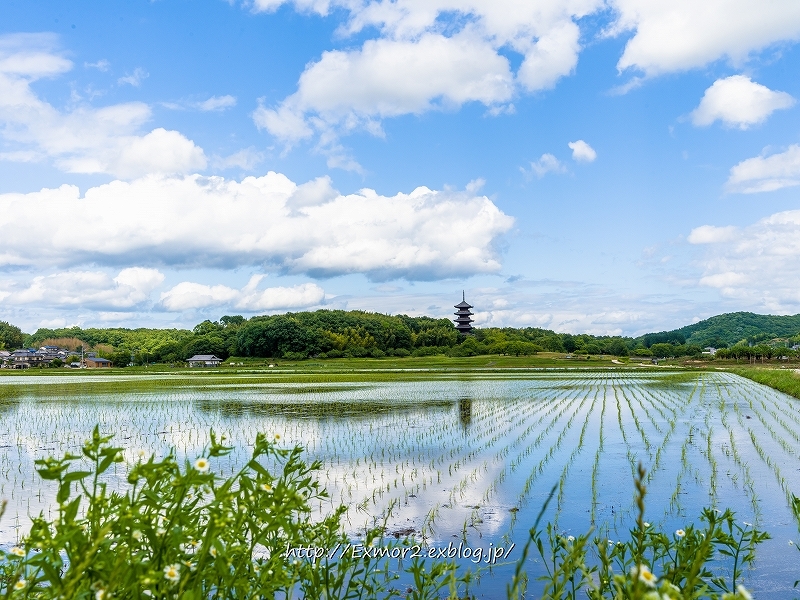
top-left (731, 368), bottom-right (800, 400)
top-left (411, 346), bottom-right (446, 357)
top-left (0, 428), bottom-right (783, 599)
top-left (0, 428), bottom-right (462, 599)
top-left (11, 308), bottom-right (799, 365)
top-left (0, 321), bottom-right (24, 351)
top-left (650, 343), bottom-right (675, 358)
top-left (109, 350), bottom-right (132, 367)
top-left (716, 346), bottom-right (797, 361)
top-left (234, 310), bottom-right (447, 358)
top-left (638, 311), bottom-right (800, 349)
top-left (513, 466), bottom-right (768, 600)
top-left (413, 326), bottom-right (458, 348)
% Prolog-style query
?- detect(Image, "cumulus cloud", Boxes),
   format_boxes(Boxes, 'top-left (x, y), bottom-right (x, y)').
top-left (609, 0), bottom-right (800, 76)
top-left (255, 33), bottom-right (515, 145)
top-left (160, 276), bottom-right (325, 311)
top-left (251, 0), bottom-right (800, 153)
top-left (725, 145), bottom-right (800, 193)
top-left (691, 75), bottom-right (795, 128)
top-left (252, 0), bottom-right (601, 151)
top-left (687, 225), bottom-right (738, 244)
top-left (568, 139), bottom-right (597, 162)
top-left (160, 282), bottom-right (238, 310)
top-left (529, 153), bottom-right (567, 178)
top-left (0, 36), bottom-right (206, 178)
top-left (688, 210), bottom-right (800, 310)
top-left (2, 268), bottom-right (164, 309)
top-left (0, 172), bottom-right (514, 280)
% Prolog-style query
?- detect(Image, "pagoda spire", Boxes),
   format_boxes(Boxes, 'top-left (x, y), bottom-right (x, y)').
top-left (453, 291), bottom-right (474, 335)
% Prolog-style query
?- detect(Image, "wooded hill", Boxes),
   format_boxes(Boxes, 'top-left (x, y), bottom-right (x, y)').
top-left (632, 312), bottom-right (800, 349)
top-left (1, 310), bottom-right (799, 364)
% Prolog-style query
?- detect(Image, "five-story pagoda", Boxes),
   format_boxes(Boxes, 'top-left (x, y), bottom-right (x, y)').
top-left (453, 291), bottom-right (474, 335)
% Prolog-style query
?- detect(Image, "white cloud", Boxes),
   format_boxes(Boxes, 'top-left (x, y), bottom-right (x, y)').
top-left (687, 225), bottom-right (738, 244)
top-left (159, 277), bottom-right (325, 312)
top-left (698, 271), bottom-right (747, 289)
top-left (609, 0), bottom-right (800, 76)
top-left (0, 173), bottom-right (514, 280)
top-left (85, 59), bottom-right (110, 71)
top-left (257, 33), bottom-right (514, 144)
top-left (0, 40), bottom-right (206, 179)
top-left (252, 0), bottom-right (800, 153)
top-left (37, 318), bottom-right (68, 329)
top-left (253, 0), bottom-right (601, 151)
top-left (691, 75), bottom-right (795, 128)
top-left (159, 282), bottom-right (239, 311)
top-left (197, 95), bottom-right (237, 111)
top-left (688, 210), bottom-right (800, 310)
top-left (725, 145), bottom-right (800, 193)
top-left (117, 67), bottom-right (149, 87)
top-left (211, 147), bottom-right (264, 171)
top-left (251, 0), bottom-right (330, 13)
top-left (253, 101), bottom-right (313, 143)
top-left (567, 139), bottom-right (597, 162)
top-left (239, 281), bottom-right (325, 311)
top-left (0, 33), bottom-right (71, 77)
top-left (529, 153), bottom-right (567, 178)
top-left (2, 268), bottom-right (164, 309)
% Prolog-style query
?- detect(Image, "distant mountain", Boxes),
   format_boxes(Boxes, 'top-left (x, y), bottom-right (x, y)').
top-left (637, 312), bottom-right (800, 348)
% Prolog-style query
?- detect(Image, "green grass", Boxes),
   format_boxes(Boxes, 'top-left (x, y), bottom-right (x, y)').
top-left (729, 367), bottom-right (800, 400)
top-left (0, 352), bottom-right (664, 382)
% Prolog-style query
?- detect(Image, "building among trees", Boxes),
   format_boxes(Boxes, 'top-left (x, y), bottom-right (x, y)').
top-left (187, 354), bottom-right (223, 367)
top-left (453, 292), bottom-right (474, 335)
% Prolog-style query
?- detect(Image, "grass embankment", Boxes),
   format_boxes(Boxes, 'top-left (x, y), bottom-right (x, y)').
top-left (729, 366), bottom-right (800, 400)
top-left (0, 352), bottom-right (657, 374)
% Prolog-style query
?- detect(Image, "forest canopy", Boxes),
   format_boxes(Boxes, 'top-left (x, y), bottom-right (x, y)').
top-left (17, 310), bottom-right (636, 362)
top-left (7, 310), bottom-right (799, 363)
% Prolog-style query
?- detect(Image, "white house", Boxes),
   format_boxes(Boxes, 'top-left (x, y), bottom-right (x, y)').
top-left (187, 354), bottom-right (223, 367)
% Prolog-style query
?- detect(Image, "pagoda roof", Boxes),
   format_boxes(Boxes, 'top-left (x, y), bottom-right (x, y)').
top-left (455, 290), bottom-right (473, 309)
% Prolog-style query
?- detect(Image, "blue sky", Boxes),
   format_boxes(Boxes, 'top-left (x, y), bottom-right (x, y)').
top-left (2, 0), bottom-right (800, 336)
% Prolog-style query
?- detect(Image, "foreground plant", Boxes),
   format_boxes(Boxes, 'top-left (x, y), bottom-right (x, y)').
top-left (512, 465), bottom-right (768, 600)
top-left (0, 429), bottom-right (777, 599)
top-left (0, 426), bottom-right (461, 599)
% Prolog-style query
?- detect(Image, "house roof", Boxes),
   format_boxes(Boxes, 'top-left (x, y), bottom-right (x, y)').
top-left (87, 357), bottom-right (112, 363)
top-left (188, 354), bottom-right (222, 361)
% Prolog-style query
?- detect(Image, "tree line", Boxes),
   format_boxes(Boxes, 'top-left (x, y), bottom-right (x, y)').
top-left (2, 310), bottom-right (798, 365)
top-left (2, 312), bottom-right (636, 363)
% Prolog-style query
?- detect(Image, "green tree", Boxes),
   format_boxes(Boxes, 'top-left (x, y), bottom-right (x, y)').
top-left (235, 316), bottom-right (316, 358)
top-left (220, 315), bottom-right (245, 328)
top-left (650, 343), bottom-right (674, 358)
top-left (0, 321), bottom-right (24, 350)
top-left (606, 339), bottom-right (629, 357)
top-left (110, 350), bottom-right (132, 367)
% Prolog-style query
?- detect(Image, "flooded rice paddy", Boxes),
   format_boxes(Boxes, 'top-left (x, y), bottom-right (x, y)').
top-left (1, 370), bottom-right (799, 596)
